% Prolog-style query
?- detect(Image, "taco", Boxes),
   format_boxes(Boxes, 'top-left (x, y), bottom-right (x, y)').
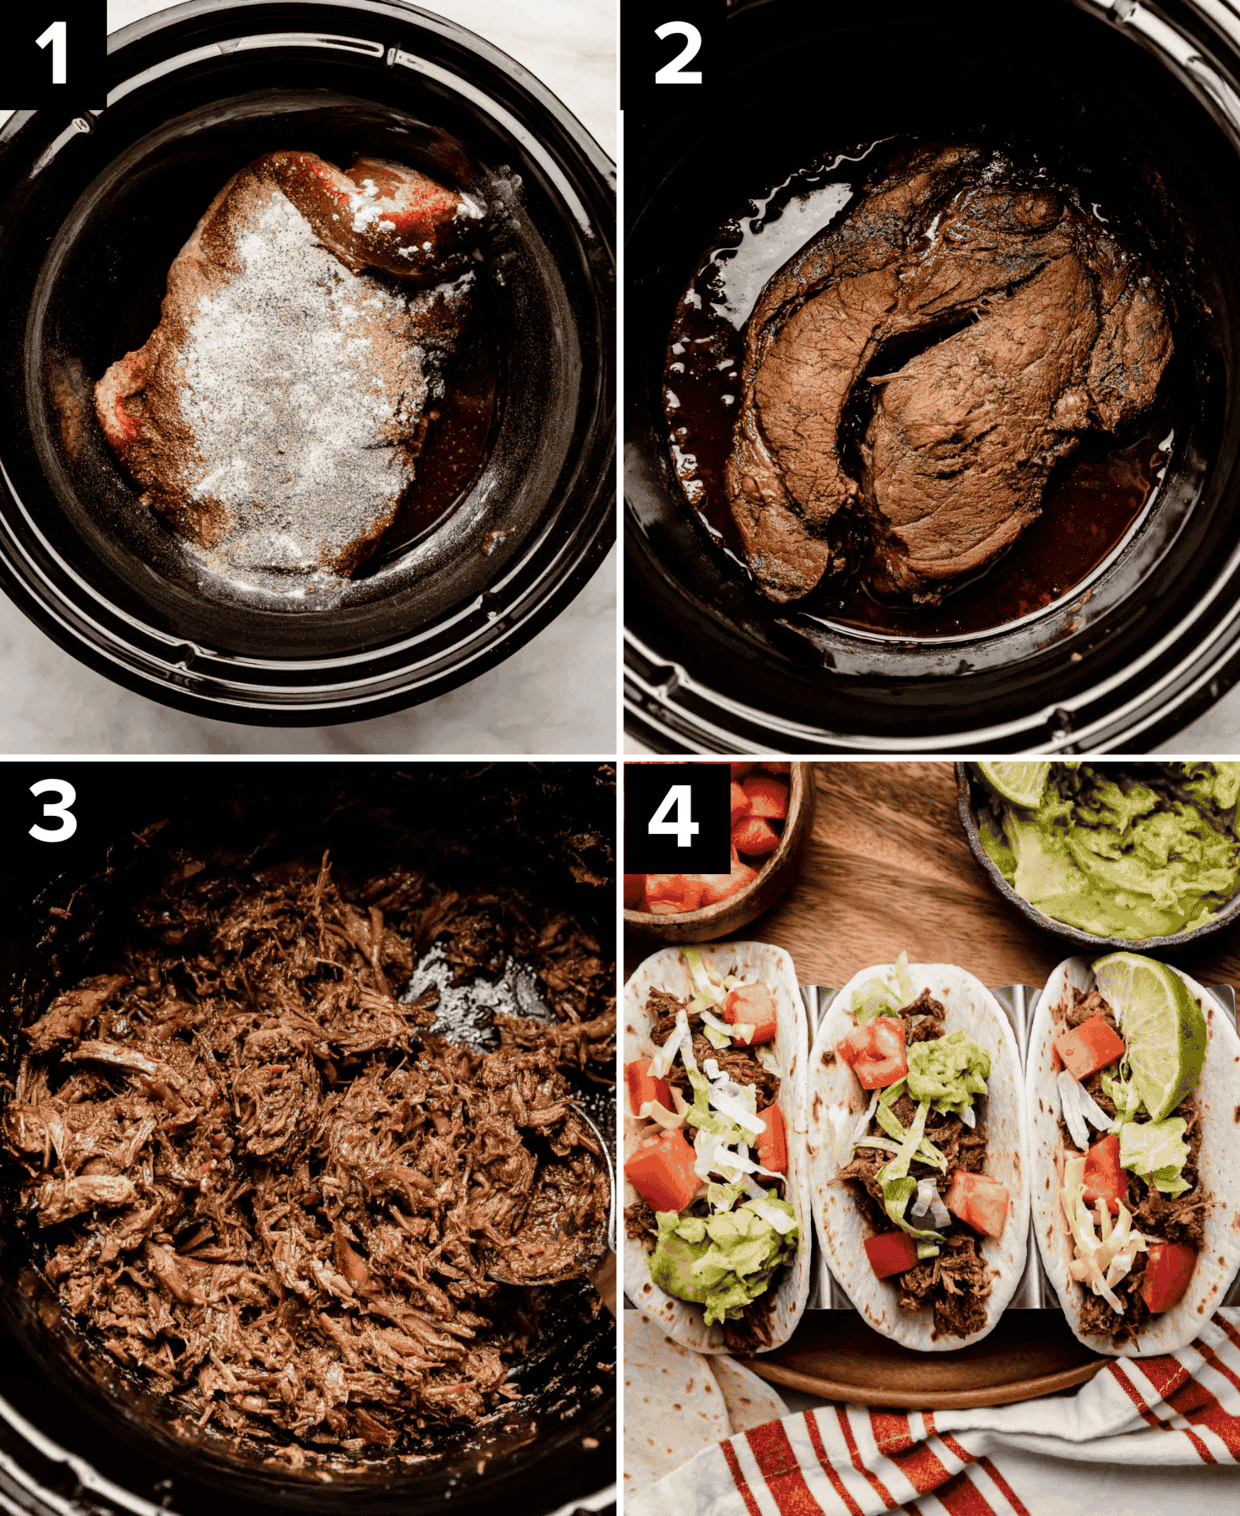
top-left (1028, 954), bottom-right (1240, 1355)
top-left (621, 942), bottom-right (811, 1354)
top-left (808, 955), bottom-right (1029, 1349)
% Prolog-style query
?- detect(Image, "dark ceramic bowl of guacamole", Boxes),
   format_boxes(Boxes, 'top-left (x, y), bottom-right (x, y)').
top-left (955, 761), bottom-right (1240, 953)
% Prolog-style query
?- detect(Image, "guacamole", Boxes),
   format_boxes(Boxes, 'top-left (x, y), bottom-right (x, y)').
top-left (648, 1195), bottom-right (799, 1325)
top-left (977, 762), bottom-right (1240, 939)
top-left (906, 1030), bottom-right (991, 1116)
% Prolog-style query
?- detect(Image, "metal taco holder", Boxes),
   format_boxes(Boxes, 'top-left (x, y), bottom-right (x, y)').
top-left (799, 981), bottom-right (1240, 1314)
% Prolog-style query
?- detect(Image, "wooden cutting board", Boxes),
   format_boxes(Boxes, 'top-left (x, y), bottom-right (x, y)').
top-left (625, 761), bottom-right (1240, 990)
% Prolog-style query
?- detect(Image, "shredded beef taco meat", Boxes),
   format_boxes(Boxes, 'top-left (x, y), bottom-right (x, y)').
top-left (837, 990), bottom-right (996, 1341)
top-left (1053, 987), bottom-right (1206, 1344)
top-left (2, 852), bottom-right (613, 1455)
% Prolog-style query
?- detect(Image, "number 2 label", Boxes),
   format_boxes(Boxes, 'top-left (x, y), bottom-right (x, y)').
top-left (30, 778), bottom-right (77, 842)
top-left (654, 21), bottom-right (702, 84)
top-left (648, 783), bottom-right (699, 848)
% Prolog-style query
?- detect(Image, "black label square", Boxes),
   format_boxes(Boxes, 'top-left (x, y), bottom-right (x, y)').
top-left (624, 762), bottom-right (732, 874)
top-left (620, 0), bottom-right (725, 117)
top-left (0, 0), bottom-right (106, 112)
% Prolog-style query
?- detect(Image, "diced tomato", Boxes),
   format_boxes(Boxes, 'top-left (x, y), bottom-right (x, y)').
top-left (625, 1057), bottom-right (672, 1117)
top-left (1082, 1133), bottom-right (1125, 1215)
top-left (695, 858), bottom-right (759, 906)
top-left (743, 776), bottom-right (789, 820)
top-left (835, 1017), bottom-right (908, 1090)
top-left (623, 874), bottom-right (645, 909)
top-left (864, 1231), bottom-right (919, 1279)
top-left (1054, 1015), bottom-right (1125, 1081)
top-left (1141, 1242), bottom-right (1197, 1314)
top-left (731, 815), bottom-right (780, 855)
top-left (624, 1127), bottom-right (699, 1213)
top-left (643, 873), bottom-right (705, 915)
top-left (729, 781), bottom-right (751, 829)
top-left (730, 762), bottom-right (754, 779)
top-left (721, 983), bottom-right (778, 1044)
top-left (945, 1171), bottom-right (1009, 1238)
top-left (756, 1103), bottom-right (787, 1173)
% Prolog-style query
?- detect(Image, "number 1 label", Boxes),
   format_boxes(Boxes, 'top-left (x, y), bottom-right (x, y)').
top-left (37, 20), bottom-right (66, 84)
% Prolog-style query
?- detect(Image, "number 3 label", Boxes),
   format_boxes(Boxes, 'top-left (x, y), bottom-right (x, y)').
top-left (648, 783), bottom-right (699, 848)
top-left (654, 21), bottom-right (702, 84)
top-left (30, 778), bottom-right (77, 842)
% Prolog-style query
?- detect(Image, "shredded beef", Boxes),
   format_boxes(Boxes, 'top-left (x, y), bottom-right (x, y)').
top-left (896, 1233), bottom-right (992, 1340)
top-left (3, 853), bottom-right (614, 1454)
top-left (624, 1198), bottom-right (657, 1245)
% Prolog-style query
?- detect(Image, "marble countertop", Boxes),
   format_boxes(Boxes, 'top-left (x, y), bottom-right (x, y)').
top-left (0, 0), bottom-right (616, 755)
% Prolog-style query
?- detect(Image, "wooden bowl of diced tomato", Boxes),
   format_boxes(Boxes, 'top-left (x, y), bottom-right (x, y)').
top-left (623, 761), bottom-right (816, 942)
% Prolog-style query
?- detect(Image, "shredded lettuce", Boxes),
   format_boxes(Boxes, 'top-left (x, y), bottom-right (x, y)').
top-left (1100, 1066), bottom-right (1144, 1127)
top-left (868, 1092), bottom-right (947, 1169)
top-left (851, 951), bottom-right (915, 1022)
top-left (875, 1099), bottom-right (946, 1241)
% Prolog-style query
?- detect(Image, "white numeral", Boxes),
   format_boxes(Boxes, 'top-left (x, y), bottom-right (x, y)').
top-left (648, 783), bottom-right (698, 848)
top-left (654, 21), bottom-right (702, 84)
top-left (30, 778), bottom-right (77, 842)
top-left (37, 20), bottom-right (67, 85)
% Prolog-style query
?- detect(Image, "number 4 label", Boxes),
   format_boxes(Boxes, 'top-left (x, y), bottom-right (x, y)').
top-left (37, 20), bottom-right (66, 84)
top-left (648, 783), bottom-right (699, 848)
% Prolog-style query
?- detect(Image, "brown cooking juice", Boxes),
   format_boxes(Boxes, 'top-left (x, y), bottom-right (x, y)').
top-left (662, 145), bottom-right (1174, 638)
top-left (359, 307), bottom-right (500, 573)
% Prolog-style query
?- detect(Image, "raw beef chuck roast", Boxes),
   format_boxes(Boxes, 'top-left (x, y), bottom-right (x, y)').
top-left (95, 151), bottom-right (485, 582)
top-left (725, 145), bottom-right (1173, 604)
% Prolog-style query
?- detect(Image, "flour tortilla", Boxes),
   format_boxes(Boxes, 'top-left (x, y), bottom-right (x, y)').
top-left (622, 943), bottom-right (811, 1354)
top-left (1029, 956), bottom-right (1240, 1356)
top-left (709, 1355), bottom-right (789, 1431)
top-left (622, 1314), bottom-right (789, 1498)
top-left (623, 1312), bottom-right (730, 1496)
top-left (807, 961), bottom-right (1029, 1350)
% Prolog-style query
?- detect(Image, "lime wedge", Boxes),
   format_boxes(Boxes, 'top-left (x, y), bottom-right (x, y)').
top-left (1092, 953), bottom-right (1207, 1121)
top-left (975, 761), bottom-right (1051, 810)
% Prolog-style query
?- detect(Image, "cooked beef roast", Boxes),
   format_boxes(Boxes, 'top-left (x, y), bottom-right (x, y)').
top-left (2, 851), bottom-right (613, 1457)
top-left (726, 144), bottom-right (1173, 603)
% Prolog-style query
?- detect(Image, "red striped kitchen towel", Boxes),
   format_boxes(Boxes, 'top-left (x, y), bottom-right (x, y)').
top-left (628, 1310), bottom-right (1240, 1515)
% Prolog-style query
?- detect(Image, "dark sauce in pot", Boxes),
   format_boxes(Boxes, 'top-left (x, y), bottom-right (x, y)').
top-left (358, 309), bottom-right (500, 574)
top-left (662, 145), bottom-right (1174, 639)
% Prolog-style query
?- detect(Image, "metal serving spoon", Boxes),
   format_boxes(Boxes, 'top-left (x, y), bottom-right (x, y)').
top-left (485, 1104), bottom-right (616, 1304)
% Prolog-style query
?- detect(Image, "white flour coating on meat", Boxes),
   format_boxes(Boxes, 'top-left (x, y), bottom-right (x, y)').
top-left (1, 856), bottom-right (614, 1455)
top-left (178, 191), bottom-right (468, 580)
top-left (93, 151), bottom-right (482, 591)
